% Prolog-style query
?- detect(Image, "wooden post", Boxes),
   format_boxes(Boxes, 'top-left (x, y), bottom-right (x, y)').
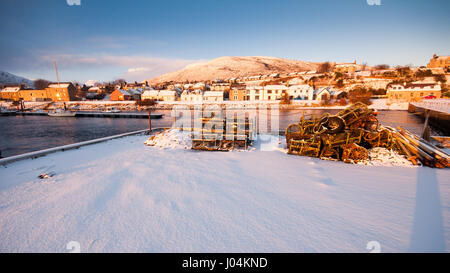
top-left (422, 109), bottom-right (430, 141)
top-left (148, 109), bottom-right (152, 134)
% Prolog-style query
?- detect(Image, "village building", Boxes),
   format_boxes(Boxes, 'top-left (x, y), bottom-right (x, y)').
top-left (203, 91), bottom-right (224, 102)
top-left (123, 83), bottom-right (146, 90)
top-left (210, 82), bottom-right (230, 92)
top-left (0, 83), bottom-right (76, 102)
top-left (140, 90), bottom-right (177, 101)
top-left (46, 83), bottom-right (77, 101)
top-left (110, 89), bottom-right (142, 101)
top-left (181, 90), bottom-right (203, 102)
top-left (360, 78), bottom-right (391, 90)
top-left (262, 85), bottom-right (287, 100)
top-left (88, 86), bottom-right (101, 93)
top-left (158, 90), bottom-right (177, 101)
top-left (193, 82), bottom-right (208, 91)
top-left (427, 54), bottom-right (450, 69)
top-left (246, 86), bottom-right (264, 101)
top-left (386, 82), bottom-right (441, 102)
top-left (0, 86), bottom-right (22, 101)
top-left (313, 87), bottom-right (333, 101)
top-left (229, 87), bottom-right (248, 101)
top-left (333, 61), bottom-right (364, 74)
top-left (287, 85), bottom-right (315, 100)
top-left (141, 90), bottom-right (159, 100)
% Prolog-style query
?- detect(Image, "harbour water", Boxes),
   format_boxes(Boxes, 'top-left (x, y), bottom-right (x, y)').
top-left (0, 109), bottom-right (429, 158)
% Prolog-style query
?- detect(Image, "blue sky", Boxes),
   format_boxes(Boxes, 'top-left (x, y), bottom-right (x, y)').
top-left (0, 0), bottom-right (449, 83)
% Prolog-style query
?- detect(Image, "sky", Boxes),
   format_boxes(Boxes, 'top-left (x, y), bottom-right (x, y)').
top-left (0, 0), bottom-right (449, 84)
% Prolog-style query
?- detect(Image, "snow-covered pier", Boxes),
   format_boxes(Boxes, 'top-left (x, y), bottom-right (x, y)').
top-left (409, 100), bottom-right (450, 135)
top-left (0, 132), bottom-right (449, 252)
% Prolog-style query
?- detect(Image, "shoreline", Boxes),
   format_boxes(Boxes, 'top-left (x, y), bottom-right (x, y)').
top-left (1, 99), bottom-right (410, 111)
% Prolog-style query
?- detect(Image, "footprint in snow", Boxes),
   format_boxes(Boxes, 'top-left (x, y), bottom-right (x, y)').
top-left (309, 165), bottom-right (334, 186)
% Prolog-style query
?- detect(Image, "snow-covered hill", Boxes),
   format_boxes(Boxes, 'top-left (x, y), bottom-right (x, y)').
top-left (0, 71), bottom-right (34, 88)
top-left (147, 56), bottom-right (320, 84)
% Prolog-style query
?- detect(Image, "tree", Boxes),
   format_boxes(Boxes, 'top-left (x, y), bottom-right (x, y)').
top-left (372, 88), bottom-right (387, 96)
top-left (280, 91), bottom-right (292, 105)
top-left (336, 79), bottom-right (345, 88)
top-left (34, 79), bottom-right (50, 90)
top-left (348, 86), bottom-right (372, 105)
top-left (434, 74), bottom-right (447, 84)
top-left (361, 62), bottom-right (368, 71)
top-left (318, 62), bottom-right (332, 73)
top-left (375, 64), bottom-right (390, 70)
top-left (414, 69), bottom-right (433, 78)
top-left (395, 66), bottom-right (412, 77)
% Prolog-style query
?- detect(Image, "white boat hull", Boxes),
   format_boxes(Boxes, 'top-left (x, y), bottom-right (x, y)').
top-left (48, 111), bottom-right (76, 117)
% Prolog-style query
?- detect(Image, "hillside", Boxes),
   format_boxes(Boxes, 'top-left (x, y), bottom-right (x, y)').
top-left (0, 71), bottom-right (34, 88)
top-left (147, 56), bottom-right (320, 84)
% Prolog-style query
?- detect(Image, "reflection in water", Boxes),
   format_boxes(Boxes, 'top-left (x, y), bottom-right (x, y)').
top-left (0, 109), bottom-right (428, 158)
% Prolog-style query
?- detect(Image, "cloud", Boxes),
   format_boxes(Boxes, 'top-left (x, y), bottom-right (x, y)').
top-left (37, 54), bottom-right (206, 82)
top-left (127, 67), bottom-right (149, 73)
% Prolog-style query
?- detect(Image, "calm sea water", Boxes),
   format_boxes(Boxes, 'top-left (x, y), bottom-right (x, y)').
top-left (0, 110), bottom-right (427, 158)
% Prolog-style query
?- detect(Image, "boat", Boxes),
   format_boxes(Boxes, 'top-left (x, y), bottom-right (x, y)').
top-left (0, 107), bottom-right (17, 116)
top-left (48, 108), bottom-right (76, 117)
top-left (103, 107), bottom-right (121, 113)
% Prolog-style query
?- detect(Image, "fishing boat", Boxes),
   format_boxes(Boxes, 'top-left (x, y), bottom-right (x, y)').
top-left (48, 108), bottom-right (76, 117)
top-left (103, 107), bottom-right (121, 113)
top-left (0, 107), bottom-right (17, 116)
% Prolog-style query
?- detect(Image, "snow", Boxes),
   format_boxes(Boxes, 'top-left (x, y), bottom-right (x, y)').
top-left (359, 147), bottom-right (416, 167)
top-left (0, 71), bottom-right (34, 88)
top-left (148, 56), bottom-right (318, 84)
top-left (48, 83), bottom-right (70, 88)
top-left (0, 132), bottom-right (449, 253)
top-left (370, 98), bottom-right (409, 110)
top-left (144, 129), bottom-right (192, 149)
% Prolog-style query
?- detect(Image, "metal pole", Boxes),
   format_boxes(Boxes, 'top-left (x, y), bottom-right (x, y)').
top-left (148, 109), bottom-right (152, 134)
top-left (421, 109), bottom-right (430, 141)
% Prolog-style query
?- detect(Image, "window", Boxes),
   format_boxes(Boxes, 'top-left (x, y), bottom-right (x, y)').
top-left (255, 96), bottom-right (260, 100)
top-left (267, 90), bottom-right (272, 94)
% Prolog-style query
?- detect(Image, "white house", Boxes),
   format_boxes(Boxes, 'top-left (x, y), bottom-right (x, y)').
top-left (203, 91), bottom-right (223, 102)
top-left (387, 82), bottom-right (441, 102)
top-left (141, 90), bottom-right (159, 100)
top-left (246, 86), bottom-right (264, 101)
top-left (141, 90), bottom-right (177, 101)
top-left (181, 90), bottom-right (203, 102)
top-left (263, 85), bottom-right (287, 100)
top-left (158, 90), bottom-right (177, 101)
top-left (314, 87), bottom-right (333, 101)
top-left (288, 85), bottom-right (314, 100)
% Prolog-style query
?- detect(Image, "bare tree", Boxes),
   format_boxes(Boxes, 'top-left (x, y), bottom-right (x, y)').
top-left (361, 62), bottom-right (368, 71)
top-left (34, 79), bottom-right (50, 90)
top-left (375, 64), bottom-right (390, 70)
top-left (318, 62), bottom-right (332, 73)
